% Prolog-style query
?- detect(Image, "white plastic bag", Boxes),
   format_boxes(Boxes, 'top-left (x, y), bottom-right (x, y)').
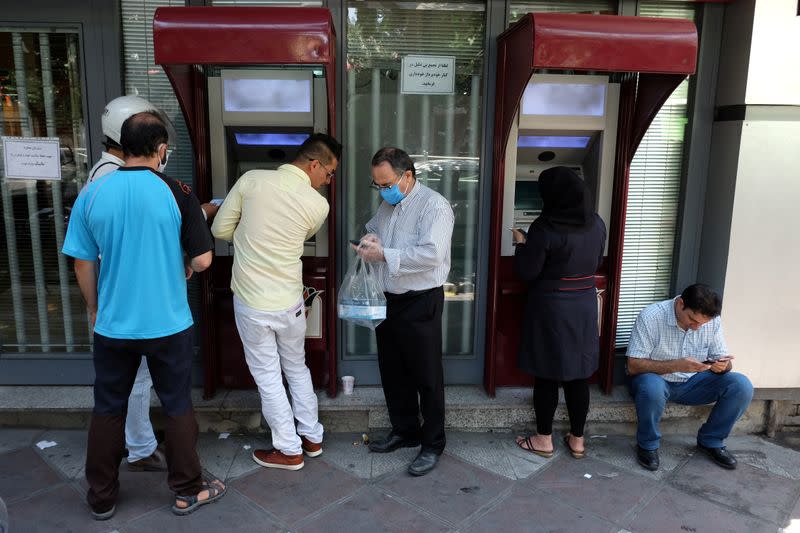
top-left (337, 256), bottom-right (386, 330)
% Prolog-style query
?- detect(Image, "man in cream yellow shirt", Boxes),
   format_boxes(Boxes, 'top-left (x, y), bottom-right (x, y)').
top-left (211, 133), bottom-right (341, 471)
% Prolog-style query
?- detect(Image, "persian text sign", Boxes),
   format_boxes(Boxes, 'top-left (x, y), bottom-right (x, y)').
top-left (2, 137), bottom-right (62, 180)
top-left (401, 55), bottom-right (455, 95)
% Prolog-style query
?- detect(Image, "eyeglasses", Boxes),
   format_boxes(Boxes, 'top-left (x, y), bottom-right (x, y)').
top-left (369, 173), bottom-right (404, 190)
top-left (318, 161), bottom-right (336, 180)
top-left (309, 157), bottom-right (336, 180)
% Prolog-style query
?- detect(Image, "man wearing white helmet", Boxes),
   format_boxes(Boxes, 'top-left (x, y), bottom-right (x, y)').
top-left (87, 95), bottom-right (218, 473)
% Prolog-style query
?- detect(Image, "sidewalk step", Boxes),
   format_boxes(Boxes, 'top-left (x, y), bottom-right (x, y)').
top-left (0, 385), bottom-right (768, 435)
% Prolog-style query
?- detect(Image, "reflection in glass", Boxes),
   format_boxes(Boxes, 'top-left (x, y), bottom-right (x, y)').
top-left (0, 29), bottom-right (89, 353)
top-left (344, 2), bottom-right (485, 359)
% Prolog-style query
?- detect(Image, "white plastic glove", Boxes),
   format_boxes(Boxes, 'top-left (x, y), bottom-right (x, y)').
top-left (357, 239), bottom-right (385, 263)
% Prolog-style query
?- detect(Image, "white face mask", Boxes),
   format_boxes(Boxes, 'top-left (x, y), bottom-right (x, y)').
top-left (157, 144), bottom-right (170, 173)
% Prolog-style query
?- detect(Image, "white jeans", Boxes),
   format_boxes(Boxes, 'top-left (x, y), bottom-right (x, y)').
top-left (125, 358), bottom-right (158, 462)
top-left (234, 295), bottom-right (323, 455)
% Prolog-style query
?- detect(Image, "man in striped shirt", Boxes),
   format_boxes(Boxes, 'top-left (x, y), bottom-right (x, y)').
top-left (355, 147), bottom-right (454, 477)
top-left (627, 284), bottom-right (753, 472)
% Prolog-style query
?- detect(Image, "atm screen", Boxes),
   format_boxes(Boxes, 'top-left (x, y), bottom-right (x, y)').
top-left (224, 78), bottom-right (312, 113)
top-left (522, 82), bottom-right (605, 117)
top-left (515, 180), bottom-right (543, 211)
top-left (234, 133), bottom-right (310, 146)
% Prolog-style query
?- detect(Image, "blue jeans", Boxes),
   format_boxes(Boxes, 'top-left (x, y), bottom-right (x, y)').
top-left (629, 371), bottom-right (753, 450)
top-left (124, 358), bottom-right (158, 462)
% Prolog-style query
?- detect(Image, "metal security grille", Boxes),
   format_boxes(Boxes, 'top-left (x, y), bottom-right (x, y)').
top-left (210, 1), bottom-right (322, 5)
top-left (616, 1), bottom-right (698, 347)
top-left (508, 0), bottom-right (617, 24)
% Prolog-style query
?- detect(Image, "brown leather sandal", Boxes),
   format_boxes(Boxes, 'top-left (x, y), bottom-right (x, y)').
top-left (563, 434), bottom-right (586, 459)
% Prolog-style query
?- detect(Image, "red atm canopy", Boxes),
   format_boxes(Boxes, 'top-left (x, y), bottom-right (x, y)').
top-left (487, 13), bottom-right (698, 394)
top-left (495, 13), bottom-right (697, 159)
top-left (153, 6), bottom-right (334, 66)
top-left (153, 6), bottom-right (337, 150)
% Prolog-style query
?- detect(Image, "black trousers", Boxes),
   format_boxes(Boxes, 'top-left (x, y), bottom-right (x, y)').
top-left (86, 326), bottom-right (202, 512)
top-left (375, 287), bottom-right (446, 453)
top-left (533, 377), bottom-right (590, 437)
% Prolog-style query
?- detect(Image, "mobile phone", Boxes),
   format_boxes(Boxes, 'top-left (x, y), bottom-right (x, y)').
top-left (349, 239), bottom-right (361, 246)
top-left (209, 198), bottom-right (224, 206)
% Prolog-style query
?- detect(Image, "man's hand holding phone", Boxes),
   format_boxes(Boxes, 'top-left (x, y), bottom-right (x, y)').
top-left (702, 355), bottom-right (734, 374)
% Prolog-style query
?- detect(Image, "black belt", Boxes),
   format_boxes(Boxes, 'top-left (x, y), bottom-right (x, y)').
top-left (384, 286), bottom-right (440, 301)
top-left (533, 276), bottom-right (596, 292)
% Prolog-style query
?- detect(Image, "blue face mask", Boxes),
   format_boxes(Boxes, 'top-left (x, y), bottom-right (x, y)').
top-left (379, 176), bottom-right (407, 205)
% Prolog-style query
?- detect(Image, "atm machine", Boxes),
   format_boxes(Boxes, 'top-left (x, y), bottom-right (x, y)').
top-left (485, 13), bottom-right (697, 394)
top-left (153, 7), bottom-right (338, 397)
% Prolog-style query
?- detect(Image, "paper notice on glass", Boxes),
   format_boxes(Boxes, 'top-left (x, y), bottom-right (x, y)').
top-left (2, 136), bottom-right (62, 181)
top-left (401, 55), bottom-right (455, 95)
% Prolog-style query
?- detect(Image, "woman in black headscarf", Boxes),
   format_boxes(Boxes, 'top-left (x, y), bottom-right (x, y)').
top-left (511, 166), bottom-right (606, 459)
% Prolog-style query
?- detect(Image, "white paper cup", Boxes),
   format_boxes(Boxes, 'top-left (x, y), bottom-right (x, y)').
top-left (342, 375), bottom-right (355, 395)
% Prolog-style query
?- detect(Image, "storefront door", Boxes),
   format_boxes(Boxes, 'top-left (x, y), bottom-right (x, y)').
top-left (0, 0), bottom-right (121, 384)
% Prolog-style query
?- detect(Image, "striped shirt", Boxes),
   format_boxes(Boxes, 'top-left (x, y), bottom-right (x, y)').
top-left (365, 181), bottom-right (454, 294)
top-left (626, 296), bottom-right (729, 383)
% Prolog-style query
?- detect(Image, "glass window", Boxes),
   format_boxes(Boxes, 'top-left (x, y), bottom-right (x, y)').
top-left (0, 29), bottom-right (90, 353)
top-left (616, 2), bottom-right (698, 347)
top-left (344, 1), bottom-right (486, 359)
top-left (508, 0), bottom-right (617, 24)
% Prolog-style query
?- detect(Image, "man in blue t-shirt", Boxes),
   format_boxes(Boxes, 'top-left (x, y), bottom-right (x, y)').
top-left (63, 111), bottom-right (225, 519)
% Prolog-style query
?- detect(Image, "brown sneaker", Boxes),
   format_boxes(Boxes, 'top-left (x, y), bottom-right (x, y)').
top-left (301, 436), bottom-right (323, 458)
top-left (127, 443), bottom-right (167, 472)
top-left (252, 449), bottom-right (304, 471)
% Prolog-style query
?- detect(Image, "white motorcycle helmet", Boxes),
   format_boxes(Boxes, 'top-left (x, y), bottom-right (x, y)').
top-left (101, 95), bottom-right (177, 148)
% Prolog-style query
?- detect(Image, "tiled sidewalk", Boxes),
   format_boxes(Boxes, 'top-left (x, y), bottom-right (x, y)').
top-left (1, 429), bottom-right (799, 532)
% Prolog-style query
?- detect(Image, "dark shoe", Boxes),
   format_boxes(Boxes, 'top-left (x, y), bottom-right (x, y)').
top-left (301, 436), bottom-right (323, 458)
top-left (127, 442), bottom-right (167, 472)
top-left (637, 445), bottom-right (660, 471)
top-left (408, 450), bottom-right (439, 476)
top-left (368, 432), bottom-right (421, 453)
top-left (697, 443), bottom-right (737, 469)
top-left (252, 449), bottom-right (304, 471)
top-left (90, 504), bottom-right (115, 521)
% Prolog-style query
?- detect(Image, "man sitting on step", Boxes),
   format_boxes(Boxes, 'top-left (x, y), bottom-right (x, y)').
top-left (626, 284), bottom-right (753, 472)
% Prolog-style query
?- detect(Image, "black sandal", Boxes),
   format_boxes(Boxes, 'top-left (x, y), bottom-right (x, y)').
top-left (172, 479), bottom-right (226, 516)
top-left (516, 435), bottom-right (554, 458)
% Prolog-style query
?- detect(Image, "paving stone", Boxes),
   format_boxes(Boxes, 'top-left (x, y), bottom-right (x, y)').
top-left (446, 431), bottom-right (550, 480)
top-left (583, 433), bottom-right (695, 480)
top-left (5, 483), bottom-right (136, 533)
top-left (670, 453), bottom-right (798, 525)
top-left (724, 435), bottom-right (800, 480)
top-left (0, 428), bottom-right (45, 454)
top-left (125, 488), bottom-right (281, 533)
top-left (222, 433), bottom-right (274, 481)
top-left (500, 438), bottom-right (557, 479)
top-left (234, 455), bottom-right (363, 525)
top-left (0, 448), bottom-right (64, 504)
top-left (378, 453), bottom-right (512, 526)
top-left (463, 485), bottom-right (618, 533)
top-left (36, 429), bottom-right (89, 480)
top-left (625, 486), bottom-right (779, 533)
top-left (296, 487), bottom-right (450, 532)
top-left (370, 445), bottom-right (421, 478)
top-left (317, 432), bottom-right (372, 479)
top-left (524, 455), bottom-right (661, 524)
top-left (73, 470), bottom-right (173, 524)
top-left (194, 431), bottom-right (269, 481)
